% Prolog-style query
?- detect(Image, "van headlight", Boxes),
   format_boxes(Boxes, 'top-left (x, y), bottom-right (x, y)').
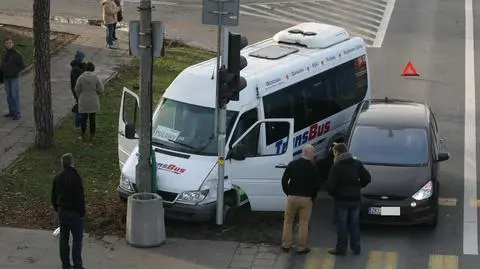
top-left (412, 181), bottom-right (433, 200)
top-left (120, 175), bottom-right (133, 191)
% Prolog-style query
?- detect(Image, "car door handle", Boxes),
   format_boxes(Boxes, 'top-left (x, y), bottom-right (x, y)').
top-left (224, 176), bottom-right (228, 179)
top-left (275, 164), bottom-right (288, 169)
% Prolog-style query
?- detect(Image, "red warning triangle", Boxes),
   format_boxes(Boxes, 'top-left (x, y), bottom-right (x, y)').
top-left (401, 60), bottom-right (419, 76)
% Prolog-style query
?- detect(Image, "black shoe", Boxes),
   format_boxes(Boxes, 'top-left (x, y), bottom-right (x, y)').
top-left (328, 249), bottom-right (347, 256)
top-left (280, 246), bottom-right (290, 253)
top-left (352, 250), bottom-right (361, 255)
top-left (297, 247), bottom-right (311, 254)
top-left (3, 113), bottom-right (13, 117)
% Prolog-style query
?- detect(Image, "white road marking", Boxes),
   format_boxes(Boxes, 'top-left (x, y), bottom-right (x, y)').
top-left (463, 0), bottom-right (478, 256)
top-left (372, 0), bottom-right (395, 47)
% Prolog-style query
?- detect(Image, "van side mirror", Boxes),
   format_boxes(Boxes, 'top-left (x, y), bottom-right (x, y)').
top-left (436, 152), bottom-right (449, 162)
top-left (125, 123), bottom-right (136, 139)
top-left (228, 145), bottom-right (246, 161)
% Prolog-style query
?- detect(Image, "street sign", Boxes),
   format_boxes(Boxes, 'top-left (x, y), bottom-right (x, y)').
top-left (202, 0), bottom-right (240, 26)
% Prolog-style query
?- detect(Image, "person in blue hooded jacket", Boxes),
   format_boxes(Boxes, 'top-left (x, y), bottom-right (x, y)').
top-left (70, 51), bottom-right (86, 131)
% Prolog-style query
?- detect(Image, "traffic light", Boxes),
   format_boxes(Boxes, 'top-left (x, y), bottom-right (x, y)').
top-left (218, 32), bottom-right (248, 107)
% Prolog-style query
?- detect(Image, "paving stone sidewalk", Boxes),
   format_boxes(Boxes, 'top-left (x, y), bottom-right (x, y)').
top-left (0, 227), bottom-right (290, 269)
top-left (0, 15), bottom-right (132, 173)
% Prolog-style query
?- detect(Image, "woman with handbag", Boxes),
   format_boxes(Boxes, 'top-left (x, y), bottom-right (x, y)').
top-left (70, 51), bottom-right (86, 131)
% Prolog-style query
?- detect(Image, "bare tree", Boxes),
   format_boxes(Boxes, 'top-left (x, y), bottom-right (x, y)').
top-left (33, 0), bottom-right (54, 149)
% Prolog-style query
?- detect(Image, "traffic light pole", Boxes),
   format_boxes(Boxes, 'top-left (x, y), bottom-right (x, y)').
top-left (215, 25), bottom-right (229, 226)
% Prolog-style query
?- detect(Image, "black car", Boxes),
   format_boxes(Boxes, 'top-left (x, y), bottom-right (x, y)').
top-left (346, 98), bottom-right (450, 227)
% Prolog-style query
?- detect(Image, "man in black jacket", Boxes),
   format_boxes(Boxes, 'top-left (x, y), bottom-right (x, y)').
top-left (51, 153), bottom-right (86, 269)
top-left (1, 38), bottom-right (25, 120)
top-left (326, 143), bottom-right (371, 256)
top-left (70, 51), bottom-right (86, 131)
top-left (281, 144), bottom-right (320, 254)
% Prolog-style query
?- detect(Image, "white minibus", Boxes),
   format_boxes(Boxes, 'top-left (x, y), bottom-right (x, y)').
top-left (117, 22), bottom-right (371, 222)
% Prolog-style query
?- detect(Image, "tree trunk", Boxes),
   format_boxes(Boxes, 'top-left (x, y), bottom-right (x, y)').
top-left (33, 0), bottom-right (54, 149)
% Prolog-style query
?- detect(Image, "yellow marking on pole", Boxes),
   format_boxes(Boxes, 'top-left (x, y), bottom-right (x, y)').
top-left (428, 255), bottom-right (458, 269)
top-left (304, 248), bottom-right (335, 269)
top-left (366, 251), bottom-right (397, 269)
top-left (218, 157), bottom-right (225, 166)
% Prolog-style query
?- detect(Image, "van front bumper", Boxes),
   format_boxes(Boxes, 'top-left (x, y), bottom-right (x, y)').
top-left (116, 185), bottom-right (216, 222)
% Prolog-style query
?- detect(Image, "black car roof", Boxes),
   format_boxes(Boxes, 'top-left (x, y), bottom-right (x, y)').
top-left (356, 98), bottom-right (430, 129)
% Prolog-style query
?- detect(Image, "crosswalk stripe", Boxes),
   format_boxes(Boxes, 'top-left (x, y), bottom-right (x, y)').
top-left (241, 4), bottom-right (298, 23)
top-left (304, 248), bottom-right (335, 269)
top-left (290, 4), bottom-right (376, 40)
top-left (429, 255), bottom-right (459, 269)
top-left (307, 1), bottom-right (382, 26)
top-left (366, 250), bottom-right (398, 269)
top-left (300, 250), bottom-right (463, 269)
top-left (304, 2), bottom-right (378, 31)
top-left (357, 0), bottom-right (388, 9)
top-left (322, 0), bottom-right (384, 21)
top-left (340, 0), bottom-right (386, 14)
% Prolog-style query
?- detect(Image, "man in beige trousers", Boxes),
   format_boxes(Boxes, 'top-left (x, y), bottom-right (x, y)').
top-left (281, 144), bottom-right (320, 254)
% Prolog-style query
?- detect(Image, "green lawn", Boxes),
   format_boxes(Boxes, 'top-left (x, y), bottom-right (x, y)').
top-left (0, 44), bottom-right (214, 235)
top-left (0, 27), bottom-right (34, 67)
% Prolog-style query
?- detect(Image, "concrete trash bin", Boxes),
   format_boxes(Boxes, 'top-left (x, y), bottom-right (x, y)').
top-left (126, 192), bottom-right (166, 248)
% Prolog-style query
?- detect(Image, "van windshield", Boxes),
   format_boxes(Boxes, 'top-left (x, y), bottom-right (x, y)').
top-left (151, 98), bottom-right (239, 156)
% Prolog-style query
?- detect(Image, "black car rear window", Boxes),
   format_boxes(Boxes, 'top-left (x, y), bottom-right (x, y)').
top-left (349, 126), bottom-right (428, 166)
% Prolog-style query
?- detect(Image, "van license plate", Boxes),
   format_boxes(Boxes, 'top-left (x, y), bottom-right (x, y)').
top-left (368, 207), bottom-right (381, 215)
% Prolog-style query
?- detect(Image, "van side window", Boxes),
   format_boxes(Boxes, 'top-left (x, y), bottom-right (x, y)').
top-left (230, 108), bottom-right (258, 147)
top-left (234, 122), bottom-right (290, 157)
top-left (262, 55), bottom-right (368, 146)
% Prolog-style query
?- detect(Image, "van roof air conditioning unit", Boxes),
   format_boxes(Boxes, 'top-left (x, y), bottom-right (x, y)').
top-left (272, 22), bottom-right (350, 49)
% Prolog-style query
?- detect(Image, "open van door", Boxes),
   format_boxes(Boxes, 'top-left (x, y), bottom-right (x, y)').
top-left (118, 87), bottom-right (140, 170)
top-left (226, 119), bottom-right (294, 212)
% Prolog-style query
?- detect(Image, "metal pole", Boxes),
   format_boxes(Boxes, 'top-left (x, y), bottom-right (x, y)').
top-left (136, 0), bottom-right (153, 193)
top-left (215, 0), bottom-right (228, 226)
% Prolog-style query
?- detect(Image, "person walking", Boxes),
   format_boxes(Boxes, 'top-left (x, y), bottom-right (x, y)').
top-left (326, 143), bottom-right (371, 256)
top-left (51, 153), bottom-right (86, 269)
top-left (112, 0), bottom-right (123, 42)
top-left (280, 144), bottom-right (320, 254)
top-left (101, 0), bottom-right (118, 49)
top-left (75, 62), bottom-right (103, 141)
top-left (70, 50), bottom-right (86, 131)
top-left (1, 37), bottom-right (25, 120)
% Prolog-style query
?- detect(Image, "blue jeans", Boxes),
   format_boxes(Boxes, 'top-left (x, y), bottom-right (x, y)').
top-left (334, 200), bottom-right (361, 253)
top-left (106, 23), bottom-right (114, 45)
top-left (74, 112), bottom-right (82, 129)
top-left (59, 210), bottom-right (84, 269)
top-left (4, 77), bottom-right (20, 117)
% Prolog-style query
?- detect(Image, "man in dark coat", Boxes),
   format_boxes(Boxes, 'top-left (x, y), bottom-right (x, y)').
top-left (1, 38), bottom-right (25, 120)
top-left (70, 51), bottom-right (86, 130)
top-left (51, 153), bottom-right (86, 269)
top-left (326, 143), bottom-right (371, 256)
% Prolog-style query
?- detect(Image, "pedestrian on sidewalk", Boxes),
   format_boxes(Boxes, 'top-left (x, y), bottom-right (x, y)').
top-left (112, 0), bottom-right (123, 42)
top-left (0, 37), bottom-right (25, 120)
top-left (70, 50), bottom-right (86, 131)
top-left (326, 143), bottom-right (371, 256)
top-left (75, 62), bottom-right (104, 141)
top-left (102, 0), bottom-right (119, 49)
top-left (51, 153), bottom-right (86, 269)
top-left (280, 144), bottom-right (320, 255)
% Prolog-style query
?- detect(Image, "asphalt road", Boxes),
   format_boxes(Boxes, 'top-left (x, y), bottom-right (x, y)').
top-left (0, 0), bottom-right (478, 268)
